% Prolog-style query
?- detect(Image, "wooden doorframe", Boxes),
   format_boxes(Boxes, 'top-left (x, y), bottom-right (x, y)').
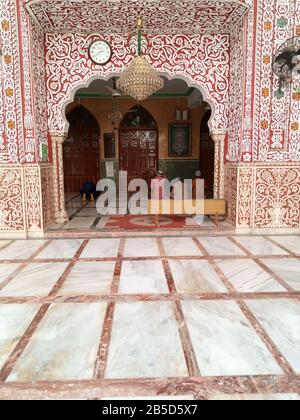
top-left (63, 105), bottom-right (101, 193)
top-left (119, 127), bottom-right (159, 184)
top-left (119, 106), bottom-right (159, 180)
top-left (118, 127), bottom-right (159, 160)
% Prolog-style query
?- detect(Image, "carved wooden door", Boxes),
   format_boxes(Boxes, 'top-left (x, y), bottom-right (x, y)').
top-left (64, 106), bottom-right (100, 193)
top-left (119, 129), bottom-right (158, 183)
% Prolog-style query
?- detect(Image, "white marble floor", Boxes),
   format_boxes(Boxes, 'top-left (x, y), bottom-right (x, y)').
top-left (0, 234), bottom-right (299, 400)
top-left (48, 193), bottom-right (234, 233)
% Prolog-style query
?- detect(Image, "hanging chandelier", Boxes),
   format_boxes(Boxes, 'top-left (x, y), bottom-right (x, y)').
top-left (117, 17), bottom-right (164, 101)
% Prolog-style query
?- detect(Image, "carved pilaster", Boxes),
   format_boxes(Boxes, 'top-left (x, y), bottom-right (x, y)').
top-left (211, 131), bottom-right (226, 199)
top-left (51, 134), bottom-right (68, 224)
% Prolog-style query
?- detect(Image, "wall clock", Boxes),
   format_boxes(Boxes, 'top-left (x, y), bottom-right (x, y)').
top-left (89, 39), bottom-right (112, 65)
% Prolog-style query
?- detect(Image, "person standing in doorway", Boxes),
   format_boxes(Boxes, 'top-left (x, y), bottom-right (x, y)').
top-left (151, 170), bottom-right (169, 200)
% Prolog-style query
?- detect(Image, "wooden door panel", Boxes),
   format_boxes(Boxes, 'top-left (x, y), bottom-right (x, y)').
top-left (120, 129), bottom-right (158, 182)
top-left (64, 106), bottom-right (100, 193)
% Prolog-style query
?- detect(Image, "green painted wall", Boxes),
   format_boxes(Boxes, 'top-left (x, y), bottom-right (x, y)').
top-left (159, 160), bottom-right (199, 180)
top-left (100, 159), bottom-right (199, 183)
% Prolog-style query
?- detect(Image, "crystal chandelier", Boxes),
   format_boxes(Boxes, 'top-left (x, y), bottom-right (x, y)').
top-left (117, 17), bottom-right (164, 101)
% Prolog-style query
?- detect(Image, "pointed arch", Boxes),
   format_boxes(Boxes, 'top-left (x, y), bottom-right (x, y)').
top-left (120, 105), bottom-right (158, 130)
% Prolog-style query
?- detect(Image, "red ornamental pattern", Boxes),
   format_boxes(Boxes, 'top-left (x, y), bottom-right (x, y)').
top-left (24, 0), bottom-right (248, 35)
top-left (224, 166), bottom-right (238, 225)
top-left (254, 167), bottom-right (300, 228)
top-left (0, 168), bottom-right (25, 231)
top-left (41, 165), bottom-right (55, 227)
top-left (240, 1), bottom-right (255, 163)
top-left (18, 2), bottom-right (36, 163)
top-left (252, 0), bottom-right (300, 162)
top-left (0, 0), bottom-right (23, 163)
top-left (227, 17), bottom-right (245, 162)
top-left (24, 165), bottom-right (44, 230)
top-left (45, 33), bottom-right (230, 134)
top-left (32, 23), bottom-right (48, 155)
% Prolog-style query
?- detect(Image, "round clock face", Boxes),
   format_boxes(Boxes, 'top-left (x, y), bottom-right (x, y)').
top-left (89, 40), bottom-right (112, 65)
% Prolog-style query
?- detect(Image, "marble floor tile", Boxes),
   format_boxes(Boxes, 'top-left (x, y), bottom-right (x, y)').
top-left (105, 302), bottom-right (188, 379)
top-left (269, 236), bottom-right (300, 255)
top-left (208, 394), bottom-right (300, 401)
top-left (261, 258), bottom-right (300, 291)
top-left (181, 300), bottom-right (282, 376)
top-left (0, 304), bottom-right (40, 370)
top-left (233, 236), bottom-right (288, 256)
top-left (77, 208), bottom-right (98, 217)
top-left (86, 201), bottom-right (97, 208)
top-left (216, 259), bottom-right (285, 293)
top-left (35, 239), bottom-right (83, 259)
top-left (185, 216), bottom-right (215, 227)
top-left (66, 209), bottom-right (77, 217)
top-left (124, 238), bottom-right (160, 257)
top-left (169, 260), bottom-right (227, 293)
top-left (119, 261), bottom-right (168, 295)
top-left (0, 263), bottom-right (68, 297)
top-left (200, 216), bottom-right (216, 227)
top-left (7, 303), bottom-right (107, 381)
top-left (246, 299), bottom-right (300, 374)
top-left (62, 217), bottom-right (96, 230)
top-left (81, 239), bottom-right (120, 259)
top-left (0, 241), bottom-right (10, 249)
top-left (105, 396), bottom-right (194, 400)
top-left (0, 263), bottom-right (21, 284)
top-left (161, 237), bottom-right (202, 256)
top-left (59, 261), bottom-right (116, 295)
top-left (0, 240), bottom-right (45, 260)
top-left (65, 193), bottom-right (79, 200)
top-left (198, 237), bottom-right (246, 256)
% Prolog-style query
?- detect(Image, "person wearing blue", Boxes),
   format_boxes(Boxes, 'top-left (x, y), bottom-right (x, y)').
top-left (80, 180), bottom-right (97, 202)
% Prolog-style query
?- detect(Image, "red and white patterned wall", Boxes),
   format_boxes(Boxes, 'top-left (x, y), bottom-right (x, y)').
top-left (0, 0), bottom-right (300, 234)
top-left (227, 0), bottom-right (300, 164)
top-left (45, 32), bottom-right (230, 135)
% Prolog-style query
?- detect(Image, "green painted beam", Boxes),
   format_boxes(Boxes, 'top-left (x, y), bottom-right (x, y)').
top-left (75, 88), bottom-right (195, 99)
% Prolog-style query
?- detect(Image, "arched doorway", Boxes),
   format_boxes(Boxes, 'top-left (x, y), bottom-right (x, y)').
top-left (51, 75), bottom-right (226, 225)
top-left (119, 105), bottom-right (158, 184)
top-left (200, 109), bottom-right (215, 198)
top-left (63, 106), bottom-right (100, 193)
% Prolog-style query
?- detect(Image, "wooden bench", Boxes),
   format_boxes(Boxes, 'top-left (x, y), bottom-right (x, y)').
top-left (147, 199), bottom-right (226, 227)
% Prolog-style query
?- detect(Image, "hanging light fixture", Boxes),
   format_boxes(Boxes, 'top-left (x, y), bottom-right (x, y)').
top-left (117, 17), bottom-right (164, 101)
top-left (107, 97), bottom-right (123, 127)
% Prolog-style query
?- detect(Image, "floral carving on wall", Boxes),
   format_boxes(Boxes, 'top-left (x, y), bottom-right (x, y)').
top-left (24, 0), bottom-right (248, 35)
top-left (254, 166), bottom-right (300, 228)
top-left (45, 33), bottom-right (230, 134)
top-left (252, 0), bottom-right (300, 162)
top-left (237, 166), bottom-right (254, 227)
top-left (227, 17), bottom-right (245, 162)
top-left (24, 166), bottom-right (43, 230)
top-left (0, 0), bottom-right (23, 163)
top-left (41, 165), bottom-right (55, 227)
top-left (0, 168), bottom-right (25, 231)
top-left (224, 166), bottom-right (238, 226)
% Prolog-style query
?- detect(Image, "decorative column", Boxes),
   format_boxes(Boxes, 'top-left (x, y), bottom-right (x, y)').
top-left (51, 134), bottom-right (69, 224)
top-left (210, 130), bottom-right (226, 199)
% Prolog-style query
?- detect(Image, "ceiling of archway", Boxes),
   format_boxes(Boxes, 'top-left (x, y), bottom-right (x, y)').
top-left (24, 0), bottom-right (248, 35)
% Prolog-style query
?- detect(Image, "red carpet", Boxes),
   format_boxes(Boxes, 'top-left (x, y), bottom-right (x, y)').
top-left (103, 215), bottom-right (198, 230)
